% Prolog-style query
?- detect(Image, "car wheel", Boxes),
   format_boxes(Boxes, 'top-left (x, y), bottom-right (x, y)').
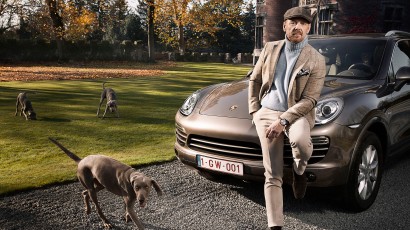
top-left (344, 131), bottom-right (383, 211)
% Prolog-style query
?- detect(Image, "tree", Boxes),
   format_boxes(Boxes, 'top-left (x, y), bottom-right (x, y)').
top-left (124, 13), bottom-right (146, 42)
top-left (154, 0), bottom-right (245, 54)
top-left (147, 0), bottom-right (155, 61)
top-left (63, 1), bottom-right (97, 40)
top-left (103, 0), bottom-right (128, 41)
top-left (45, 0), bottom-right (65, 61)
top-left (136, 0), bottom-right (148, 30)
top-left (18, 1), bottom-right (53, 40)
top-left (196, 0), bottom-right (254, 54)
top-left (0, 0), bottom-right (22, 36)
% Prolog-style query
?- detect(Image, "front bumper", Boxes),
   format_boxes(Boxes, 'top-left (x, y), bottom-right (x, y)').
top-left (175, 113), bottom-right (359, 187)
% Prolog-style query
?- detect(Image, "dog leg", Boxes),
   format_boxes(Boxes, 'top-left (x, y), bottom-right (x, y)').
top-left (87, 189), bottom-right (112, 229)
top-left (151, 180), bottom-right (163, 196)
top-left (97, 101), bottom-right (103, 118)
top-left (97, 90), bottom-right (106, 118)
top-left (123, 197), bottom-right (144, 230)
top-left (15, 100), bottom-right (19, 116)
top-left (102, 104), bottom-right (109, 119)
top-left (81, 181), bottom-right (104, 215)
top-left (22, 109), bottom-right (29, 120)
top-left (79, 171), bottom-right (110, 228)
top-left (82, 190), bottom-right (92, 214)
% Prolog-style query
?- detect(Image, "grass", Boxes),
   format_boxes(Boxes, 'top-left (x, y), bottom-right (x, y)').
top-left (0, 62), bottom-right (252, 195)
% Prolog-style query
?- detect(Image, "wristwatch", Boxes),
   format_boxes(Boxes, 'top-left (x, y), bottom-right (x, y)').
top-left (280, 118), bottom-right (289, 127)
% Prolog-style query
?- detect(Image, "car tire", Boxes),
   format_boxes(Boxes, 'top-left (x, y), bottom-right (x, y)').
top-left (344, 131), bottom-right (383, 212)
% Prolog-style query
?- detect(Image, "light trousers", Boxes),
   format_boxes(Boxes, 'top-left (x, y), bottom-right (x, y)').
top-left (253, 107), bottom-right (313, 227)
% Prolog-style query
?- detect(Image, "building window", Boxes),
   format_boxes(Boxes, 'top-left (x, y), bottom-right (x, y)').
top-left (317, 7), bottom-right (332, 35)
top-left (383, 6), bottom-right (403, 31)
top-left (255, 16), bottom-right (264, 49)
top-left (308, 3), bottom-right (337, 35)
top-left (300, 0), bottom-right (318, 5)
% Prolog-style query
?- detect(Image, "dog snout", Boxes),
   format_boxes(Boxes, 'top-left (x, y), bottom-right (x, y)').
top-left (138, 197), bottom-right (146, 207)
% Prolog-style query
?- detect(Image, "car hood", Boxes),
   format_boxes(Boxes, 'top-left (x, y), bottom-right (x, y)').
top-left (199, 79), bottom-right (252, 119)
top-left (319, 77), bottom-right (377, 98)
top-left (199, 77), bottom-right (376, 119)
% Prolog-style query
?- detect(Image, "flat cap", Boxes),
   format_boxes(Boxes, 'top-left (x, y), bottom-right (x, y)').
top-left (284, 6), bottom-right (312, 23)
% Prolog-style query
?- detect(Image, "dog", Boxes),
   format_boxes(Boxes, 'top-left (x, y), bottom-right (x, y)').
top-left (97, 82), bottom-right (119, 118)
top-left (49, 138), bottom-right (163, 229)
top-left (15, 92), bottom-right (37, 120)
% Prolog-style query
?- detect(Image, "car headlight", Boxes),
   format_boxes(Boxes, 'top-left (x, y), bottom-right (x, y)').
top-left (315, 98), bottom-right (344, 125)
top-left (180, 92), bottom-right (199, 116)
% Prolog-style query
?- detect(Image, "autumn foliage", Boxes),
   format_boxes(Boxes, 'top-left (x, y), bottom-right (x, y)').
top-left (0, 61), bottom-right (176, 82)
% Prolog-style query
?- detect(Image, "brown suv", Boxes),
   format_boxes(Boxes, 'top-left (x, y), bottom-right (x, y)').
top-left (174, 31), bottom-right (410, 211)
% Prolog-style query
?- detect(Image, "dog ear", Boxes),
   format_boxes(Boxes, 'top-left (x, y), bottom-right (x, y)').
top-left (151, 179), bottom-right (163, 196)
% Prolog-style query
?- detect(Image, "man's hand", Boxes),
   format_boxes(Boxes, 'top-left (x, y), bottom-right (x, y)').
top-left (265, 119), bottom-right (284, 139)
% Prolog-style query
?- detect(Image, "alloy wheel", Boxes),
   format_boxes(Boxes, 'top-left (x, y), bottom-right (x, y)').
top-left (357, 144), bottom-right (379, 200)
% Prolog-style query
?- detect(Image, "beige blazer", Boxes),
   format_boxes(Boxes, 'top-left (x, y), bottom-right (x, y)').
top-left (248, 40), bottom-right (326, 128)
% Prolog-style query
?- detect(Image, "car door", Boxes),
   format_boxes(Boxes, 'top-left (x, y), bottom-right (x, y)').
top-left (385, 39), bottom-right (410, 148)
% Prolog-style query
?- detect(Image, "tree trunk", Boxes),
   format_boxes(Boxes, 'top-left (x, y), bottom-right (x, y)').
top-left (178, 23), bottom-right (185, 55)
top-left (147, 0), bottom-right (155, 62)
top-left (46, 0), bottom-right (65, 62)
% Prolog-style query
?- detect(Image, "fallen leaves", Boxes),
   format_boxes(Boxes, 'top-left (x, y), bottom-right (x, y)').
top-left (0, 61), bottom-right (176, 82)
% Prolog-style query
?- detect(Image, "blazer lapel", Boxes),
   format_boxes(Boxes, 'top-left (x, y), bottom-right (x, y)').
top-left (267, 40), bottom-right (285, 88)
top-left (287, 45), bottom-right (310, 95)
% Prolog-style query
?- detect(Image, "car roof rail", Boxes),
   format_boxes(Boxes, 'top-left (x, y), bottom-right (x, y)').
top-left (385, 30), bottom-right (410, 37)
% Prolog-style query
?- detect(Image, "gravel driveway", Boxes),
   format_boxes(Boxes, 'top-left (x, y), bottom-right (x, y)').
top-left (1, 157), bottom-right (410, 230)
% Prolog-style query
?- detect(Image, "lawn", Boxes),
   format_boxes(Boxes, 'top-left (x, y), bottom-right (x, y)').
top-left (0, 61), bottom-right (252, 195)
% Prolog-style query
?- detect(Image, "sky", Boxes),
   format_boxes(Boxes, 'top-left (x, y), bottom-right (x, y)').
top-left (127, 0), bottom-right (138, 11)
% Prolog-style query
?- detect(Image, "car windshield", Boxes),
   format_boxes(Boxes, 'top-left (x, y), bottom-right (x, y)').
top-left (309, 38), bottom-right (387, 79)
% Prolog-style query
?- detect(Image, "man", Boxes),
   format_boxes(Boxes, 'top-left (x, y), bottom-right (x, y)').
top-left (248, 6), bottom-right (326, 230)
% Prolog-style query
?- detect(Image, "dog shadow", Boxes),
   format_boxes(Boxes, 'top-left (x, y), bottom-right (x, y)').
top-left (97, 116), bottom-right (120, 119)
top-left (40, 117), bottom-right (72, 122)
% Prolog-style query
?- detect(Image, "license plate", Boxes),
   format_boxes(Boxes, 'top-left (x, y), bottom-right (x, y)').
top-left (196, 155), bottom-right (243, 176)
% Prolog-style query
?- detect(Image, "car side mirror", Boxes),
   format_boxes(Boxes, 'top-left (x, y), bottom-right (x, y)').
top-left (394, 66), bottom-right (410, 91)
top-left (396, 66), bottom-right (410, 81)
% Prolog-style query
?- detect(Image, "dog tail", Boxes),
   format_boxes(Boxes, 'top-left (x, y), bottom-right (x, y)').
top-left (48, 138), bottom-right (82, 163)
top-left (102, 82), bottom-right (106, 89)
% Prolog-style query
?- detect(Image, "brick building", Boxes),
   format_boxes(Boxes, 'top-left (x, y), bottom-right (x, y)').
top-left (254, 0), bottom-right (410, 63)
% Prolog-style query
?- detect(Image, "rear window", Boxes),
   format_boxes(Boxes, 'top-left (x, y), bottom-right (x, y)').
top-left (310, 38), bottom-right (387, 79)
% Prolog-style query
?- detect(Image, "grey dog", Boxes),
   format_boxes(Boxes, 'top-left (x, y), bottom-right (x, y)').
top-left (49, 138), bottom-right (163, 229)
top-left (15, 92), bottom-right (37, 120)
top-left (97, 82), bottom-right (119, 118)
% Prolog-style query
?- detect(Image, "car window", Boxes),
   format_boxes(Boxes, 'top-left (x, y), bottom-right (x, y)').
top-left (391, 40), bottom-right (410, 79)
top-left (310, 38), bottom-right (387, 79)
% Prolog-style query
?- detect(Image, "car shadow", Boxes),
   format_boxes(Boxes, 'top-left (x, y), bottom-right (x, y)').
top-left (230, 180), bottom-right (346, 212)
top-left (227, 145), bottom-right (410, 229)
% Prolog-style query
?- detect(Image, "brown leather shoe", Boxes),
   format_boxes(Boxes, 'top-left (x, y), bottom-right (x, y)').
top-left (292, 169), bottom-right (307, 199)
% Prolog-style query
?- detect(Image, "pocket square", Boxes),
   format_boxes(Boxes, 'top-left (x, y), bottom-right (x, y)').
top-left (297, 68), bottom-right (310, 77)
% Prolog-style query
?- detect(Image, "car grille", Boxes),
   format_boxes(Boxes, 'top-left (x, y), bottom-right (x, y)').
top-left (175, 124), bottom-right (330, 166)
top-left (189, 135), bottom-right (262, 159)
